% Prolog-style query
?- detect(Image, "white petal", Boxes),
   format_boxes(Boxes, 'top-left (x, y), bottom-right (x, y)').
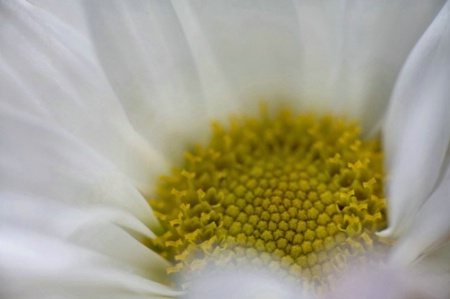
top-left (170, 1), bottom-right (242, 122)
top-left (0, 228), bottom-right (180, 299)
top-left (292, 0), bottom-right (445, 134)
top-left (85, 0), bottom-right (444, 144)
top-left (380, 0), bottom-right (450, 238)
top-left (0, 0), bottom-right (167, 193)
top-left (328, 264), bottom-right (450, 299)
top-left (390, 164), bottom-right (450, 266)
top-left (83, 1), bottom-right (212, 161)
top-left (1, 193), bottom-right (171, 284)
top-left (178, 0), bottom-right (444, 133)
top-left (27, 0), bottom-right (89, 35)
top-left (0, 107), bottom-right (160, 233)
top-left (417, 239), bottom-right (450, 274)
top-left (184, 267), bottom-right (307, 299)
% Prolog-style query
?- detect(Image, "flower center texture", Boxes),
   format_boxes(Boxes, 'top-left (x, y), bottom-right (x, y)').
top-left (148, 107), bottom-right (388, 294)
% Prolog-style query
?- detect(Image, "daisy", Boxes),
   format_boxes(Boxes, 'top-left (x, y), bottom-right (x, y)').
top-left (1, 0), bottom-right (450, 298)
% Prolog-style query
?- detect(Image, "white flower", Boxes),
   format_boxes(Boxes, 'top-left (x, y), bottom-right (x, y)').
top-left (1, 0), bottom-right (450, 298)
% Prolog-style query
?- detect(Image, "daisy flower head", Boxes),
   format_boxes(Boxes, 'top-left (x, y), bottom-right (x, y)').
top-left (1, 0), bottom-right (450, 298)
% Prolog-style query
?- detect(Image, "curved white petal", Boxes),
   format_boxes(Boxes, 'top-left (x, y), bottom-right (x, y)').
top-left (83, 1), bottom-right (212, 162)
top-left (0, 0), bottom-right (167, 194)
top-left (0, 107), bottom-right (160, 233)
top-left (84, 0), bottom-right (443, 145)
top-left (0, 228), bottom-right (180, 299)
top-left (27, 0), bottom-right (89, 35)
top-left (0, 193), bottom-right (171, 284)
top-left (381, 0), bottom-right (450, 238)
top-left (390, 164), bottom-right (450, 266)
top-left (291, 0), bottom-right (444, 134)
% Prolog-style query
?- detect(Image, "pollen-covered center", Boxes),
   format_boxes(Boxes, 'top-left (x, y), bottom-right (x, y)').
top-left (148, 108), bottom-right (388, 293)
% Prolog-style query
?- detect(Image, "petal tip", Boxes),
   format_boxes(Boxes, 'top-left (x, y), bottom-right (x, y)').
top-left (376, 227), bottom-right (395, 238)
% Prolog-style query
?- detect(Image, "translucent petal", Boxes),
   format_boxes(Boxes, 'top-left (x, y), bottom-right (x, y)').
top-left (380, 0), bottom-right (450, 238)
top-left (27, 0), bottom-right (89, 34)
top-left (390, 164), bottom-right (450, 266)
top-left (418, 239), bottom-right (450, 274)
top-left (1, 193), bottom-right (171, 284)
top-left (291, 0), bottom-right (444, 135)
top-left (83, 1), bottom-right (212, 161)
top-left (184, 267), bottom-right (306, 299)
top-left (0, 0), bottom-right (167, 193)
top-left (328, 264), bottom-right (450, 299)
top-left (0, 107), bottom-right (160, 232)
top-left (84, 0), bottom-right (443, 146)
top-left (0, 228), bottom-right (180, 299)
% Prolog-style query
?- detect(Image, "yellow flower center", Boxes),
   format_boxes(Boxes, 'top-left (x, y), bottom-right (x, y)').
top-left (148, 106), bottom-right (388, 294)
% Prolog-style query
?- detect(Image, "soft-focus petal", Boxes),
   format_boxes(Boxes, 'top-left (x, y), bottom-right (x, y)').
top-left (0, 193), bottom-right (171, 284)
top-left (84, 0), bottom-right (443, 160)
top-left (0, 107), bottom-right (160, 233)
top-left (328, 264), bottom-right (450, 299)
top-left (0, 0), bottom-right (167, 194)
top-left (3, 1), bottom-right (449, 298)
top-left (381, 0), bottom-right (450, 238)
top-left (183, 267), bottom-right (307, 299)
top-left (83, 1), bottom-right (213, 162)
top-left (27, 0), bottom-right (89, 35)
top-left (0, 228), bottom-right (179, 299)
top-left (390, 165), bottom-right (450, 266)
top-left (292, 0), bottom-right (444, 135)
top-left (418, 239), bottom-right (450, 274)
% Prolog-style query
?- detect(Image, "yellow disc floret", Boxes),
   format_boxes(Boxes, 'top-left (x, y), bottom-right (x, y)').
top-left (148, 107), bottom-right (388, 293)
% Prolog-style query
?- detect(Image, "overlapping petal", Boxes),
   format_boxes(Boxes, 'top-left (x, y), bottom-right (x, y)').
top-left (1, 193), bottom-right (171, 284)
top-left (0, 107), bottom-right (160, 231)
top-left (1, 228), bottom-right (178, 299)
top-left (0, 0), bottom-right (167, 194)
top-left (381, 0), bottom-right (450, 241)
top-left (1, 0), bottom-right (450, 298)
top-left (85, 0), bottom-right (444, 143)
top-left (0, 108), bottom-right (181, 296)
top-left (391, 165), bottom-right (450, 268)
